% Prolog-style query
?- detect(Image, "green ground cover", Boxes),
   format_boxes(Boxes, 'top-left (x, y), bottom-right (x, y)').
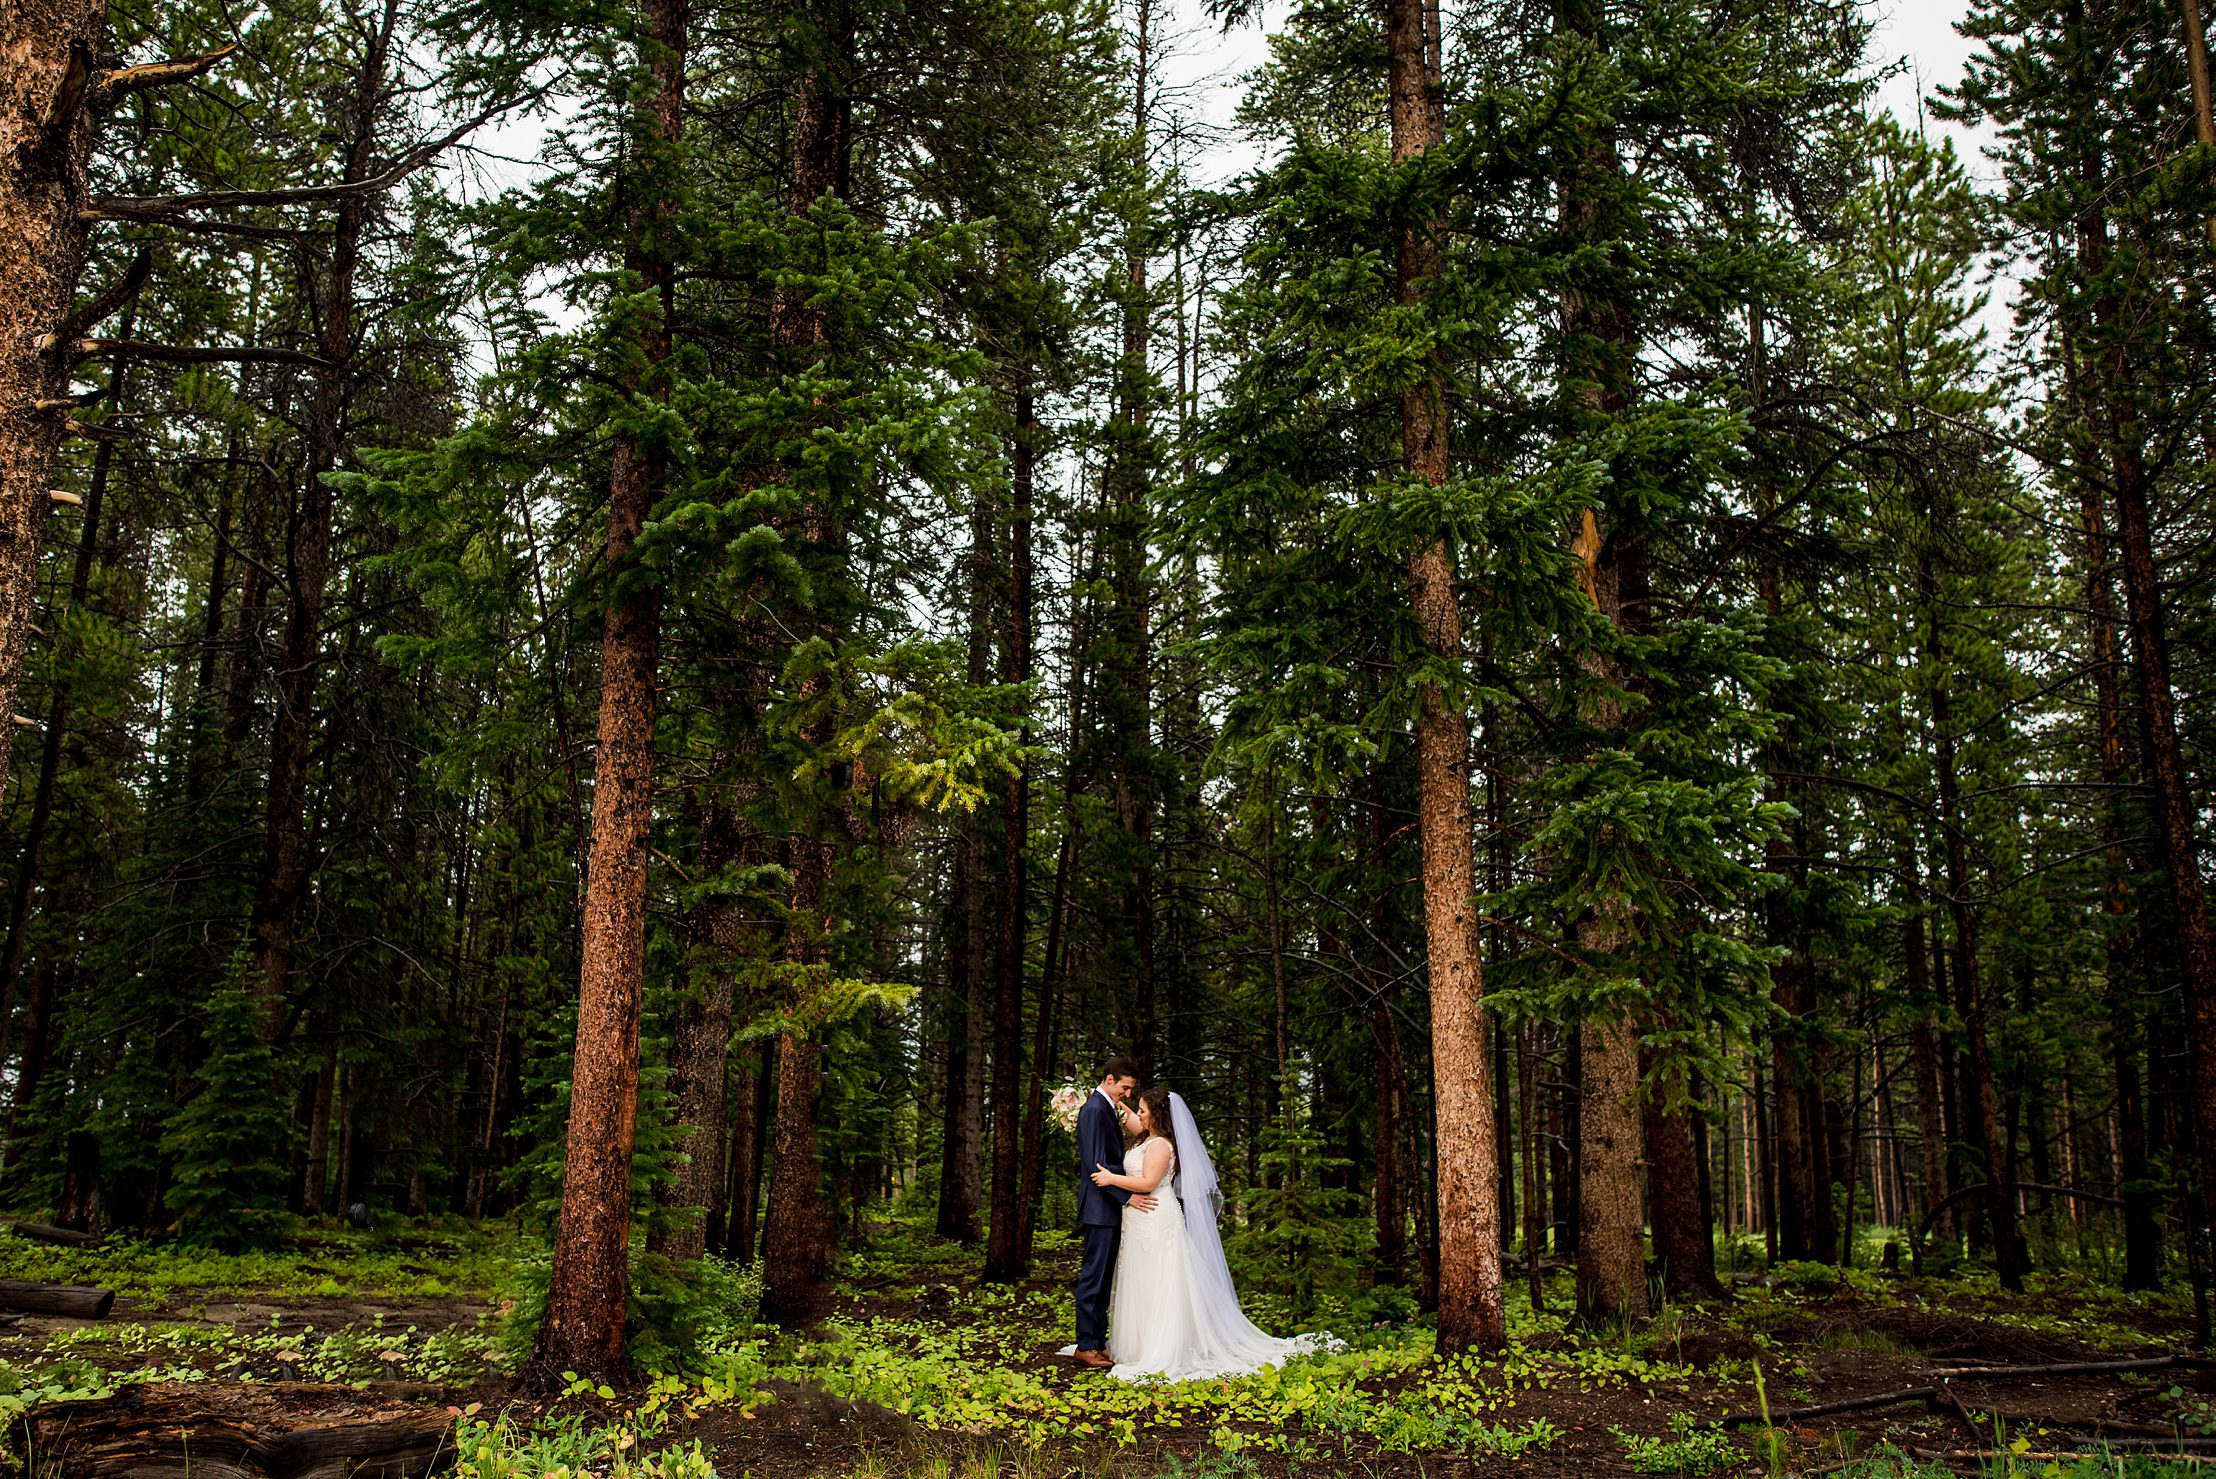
top-left (0, 1222), bottom-right (2206, 1477)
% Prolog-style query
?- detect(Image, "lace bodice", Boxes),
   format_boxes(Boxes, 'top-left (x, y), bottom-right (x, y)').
top-left (1124, 1138), bottom-right (1175, 1186)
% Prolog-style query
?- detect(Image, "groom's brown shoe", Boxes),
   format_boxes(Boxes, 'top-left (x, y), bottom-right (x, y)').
top-left (1073, 1349), bottom-right (1112, 1368)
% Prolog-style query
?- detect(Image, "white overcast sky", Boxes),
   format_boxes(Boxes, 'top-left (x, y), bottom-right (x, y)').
top-left (1156, 0), bottom-right (1991, 184)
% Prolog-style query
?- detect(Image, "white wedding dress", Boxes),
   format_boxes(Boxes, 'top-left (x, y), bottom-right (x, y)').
top-left (1099, 1094), bottom-right (1324, 1383)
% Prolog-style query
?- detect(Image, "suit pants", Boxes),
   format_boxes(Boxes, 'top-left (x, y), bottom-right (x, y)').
top-left (1075, 1222), bottom-right (1119, 1352)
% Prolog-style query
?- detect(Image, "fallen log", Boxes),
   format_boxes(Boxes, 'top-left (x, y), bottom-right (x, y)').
top-left (1716, 1386), bottom-right (1940, 1428)
top-left (19, 1383), bottom-right (457, 1478)
top-left (6, 1219), bottom-right (102, 1247)
top-left (1930, 1354), bottom-right (2201, 1380)
top-left (0, 1278), bottom-right (112, 1318)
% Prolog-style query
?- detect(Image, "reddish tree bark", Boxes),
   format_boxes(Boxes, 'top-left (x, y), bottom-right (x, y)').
top-left (522, 0), bottom-right (685, 1388)
top-left (0, 300), bottom-right (128, 1096)
top-left (1385, 0), bottom-right (1504, 1355)
top-left (0, 0), bottom-right (111, 816)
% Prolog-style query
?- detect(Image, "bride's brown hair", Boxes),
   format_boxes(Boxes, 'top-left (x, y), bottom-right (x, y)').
top-left (1137, 1086), bottom-right (1177, 1154)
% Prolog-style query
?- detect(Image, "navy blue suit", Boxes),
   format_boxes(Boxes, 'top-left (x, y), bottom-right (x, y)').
top-left (1073, 1090), bottom-right (1129, 1352)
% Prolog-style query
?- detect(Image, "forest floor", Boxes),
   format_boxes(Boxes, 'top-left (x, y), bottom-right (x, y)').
top-left (0, 1220), bottom-right (2208, 1478)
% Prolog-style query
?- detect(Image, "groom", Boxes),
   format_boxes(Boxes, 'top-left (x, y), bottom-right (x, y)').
top-left (1072, 1055), bottom-right (1155, 1367)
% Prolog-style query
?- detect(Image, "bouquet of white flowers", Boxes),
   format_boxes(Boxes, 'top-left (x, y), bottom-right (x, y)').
top-left (1048, 1083), bottom-right (1089, 1135)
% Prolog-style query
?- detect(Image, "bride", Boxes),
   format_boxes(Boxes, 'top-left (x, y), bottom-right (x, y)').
top-left (1085, 1085), bottom-right (1323, 1383)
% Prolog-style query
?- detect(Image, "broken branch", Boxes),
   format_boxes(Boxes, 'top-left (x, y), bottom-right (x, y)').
top-left (63, 340), bottom-right (335, 370)
top-left (53, 249), bottom-right (152, 345)
top-left (90, 45), bottom-right (237, 110)
top-left (1716, 1387), bottom-right (1941, 1429)
top-left (84, 110), bottom-right (490, 222)
top-left (1930, 1355), bottom-right (2202, 1381)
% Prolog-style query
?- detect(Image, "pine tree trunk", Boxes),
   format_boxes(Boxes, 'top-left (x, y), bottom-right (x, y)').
top-left (760, 1024), bottom-right (828, 1323)
top-left (2070, 477), bottom-right (2162, 1287)
top-left (985, 387), bottom-right (1036, 1283)
top-left (1518, 1022), bottom-right (1545, 1311)
top-left (2064, 105), bottom-right (2216, 1281)
top-left (1576, 955), bottom-right (1649, 1322)
top-left (936, 458), bottom-right (994, 1244)
top-left (757, 27), bottom-right (851, 1324)
top-left (1641, 1041), bottom-right (1720, 1296)
top-left (1905, 902), bottom-right (1952, 1241)
top-left (1372, 996), bottom-right (1406, 1286)
top-left (522, 0), bottom-right (683, 1388)
top-left (1385, 0), bottom-right (1503, 1354)
top-left (1006, 389), bottom-right (1048, 1265)
top-left (650, 803), bottom-right (743, 1263)
top-left (1109, 2), bottom-right (1158, 1077)
top-left (247, 0), bottom-right (398, 1043)
top-left (302, 1056), bottom-right (335, 1216)
top-left (0, 304), bottom-right (126, 1092)
top-left (723, 1041), bottom-right (770, 1261)
top-left (1932, 671), bottom-right (2021, 1286)
top-left (0, 0), bottom-right (109, 819)
top-left (2106, 443), bottom-right (2216, 1268)
top-left (2182, 0), bottom-right (2216, 247)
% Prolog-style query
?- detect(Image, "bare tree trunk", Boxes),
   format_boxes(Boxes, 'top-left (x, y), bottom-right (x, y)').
top-left (723, 1041), bottom-right (770, 1261)
top-left (2071, 477), bottom-right (2162, 1287)
top-left (2107, 444), bottom-right (2216, 1277)
top-left (1372, 995), bottom-right (1405, 1286)
top-left (761, 1024), bottom-right (829, 1321)
top-left (1642, 1040), bottom-right (1720, 1296)
top-left (1386, 0), bottom-right (1503, 1354)
top-left (985, 385), bottom-right (1036, 1282)
top-left (0, 301), bottom-right (129, 1090)
top-left (0, 0), bottom-right (111, 815)
top-left (2181, 0), bottom-right (2216, 247)
top-left (248, 0), bottom-right (399, 1042)
top-left (651, 801), bottom-right (746, 1263)
top-left (1107, 0), bottom-right (1158, 1078)
top-left (1932, 670), bottom-right (2021, 1287)
top-left (1518, 1022), bottom-right (1545, 1311)
top-left (758, 41), bottom-right (849, 1325)
top-left (936, 456), bottom-right (993, 1244)
top-left (521, 0), bottom-right (684, 1388)
top-left (2063, 90), bottom-right (2216, 1290)
top-left (302, 1055), bottom-right (335, 1215)
top-left (1576, 962), bottom-right (1648, 1322)
top-left (1905, 900), bottom-right (1951, 1241)
top-left (1005, 388), bottom-right (1048, 1266)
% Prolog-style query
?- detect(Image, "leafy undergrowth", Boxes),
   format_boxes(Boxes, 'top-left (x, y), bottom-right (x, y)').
top-left (0, 1221), bottom-right (2207, 1476)
top-left (0, 1220), bottom-right (513, 1306)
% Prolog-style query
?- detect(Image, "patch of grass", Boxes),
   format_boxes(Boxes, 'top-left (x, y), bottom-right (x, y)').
top-left (1812, 1325), bottom-right (1922, 1356)
top-left (0, 1223), bottom-right (520, 1305)
top-left (1614, 1413), bottom-right (1744, 1476)
top-left (448, 1407), bottom-right (717, 1479)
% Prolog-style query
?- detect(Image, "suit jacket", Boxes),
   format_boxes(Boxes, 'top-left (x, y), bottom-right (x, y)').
top-left (1075, 1090), bottom-right (1132, 1228)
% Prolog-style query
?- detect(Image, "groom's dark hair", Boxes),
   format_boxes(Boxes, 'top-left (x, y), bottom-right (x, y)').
top-left (1100, 1054), bottom-right (1142, 1083)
